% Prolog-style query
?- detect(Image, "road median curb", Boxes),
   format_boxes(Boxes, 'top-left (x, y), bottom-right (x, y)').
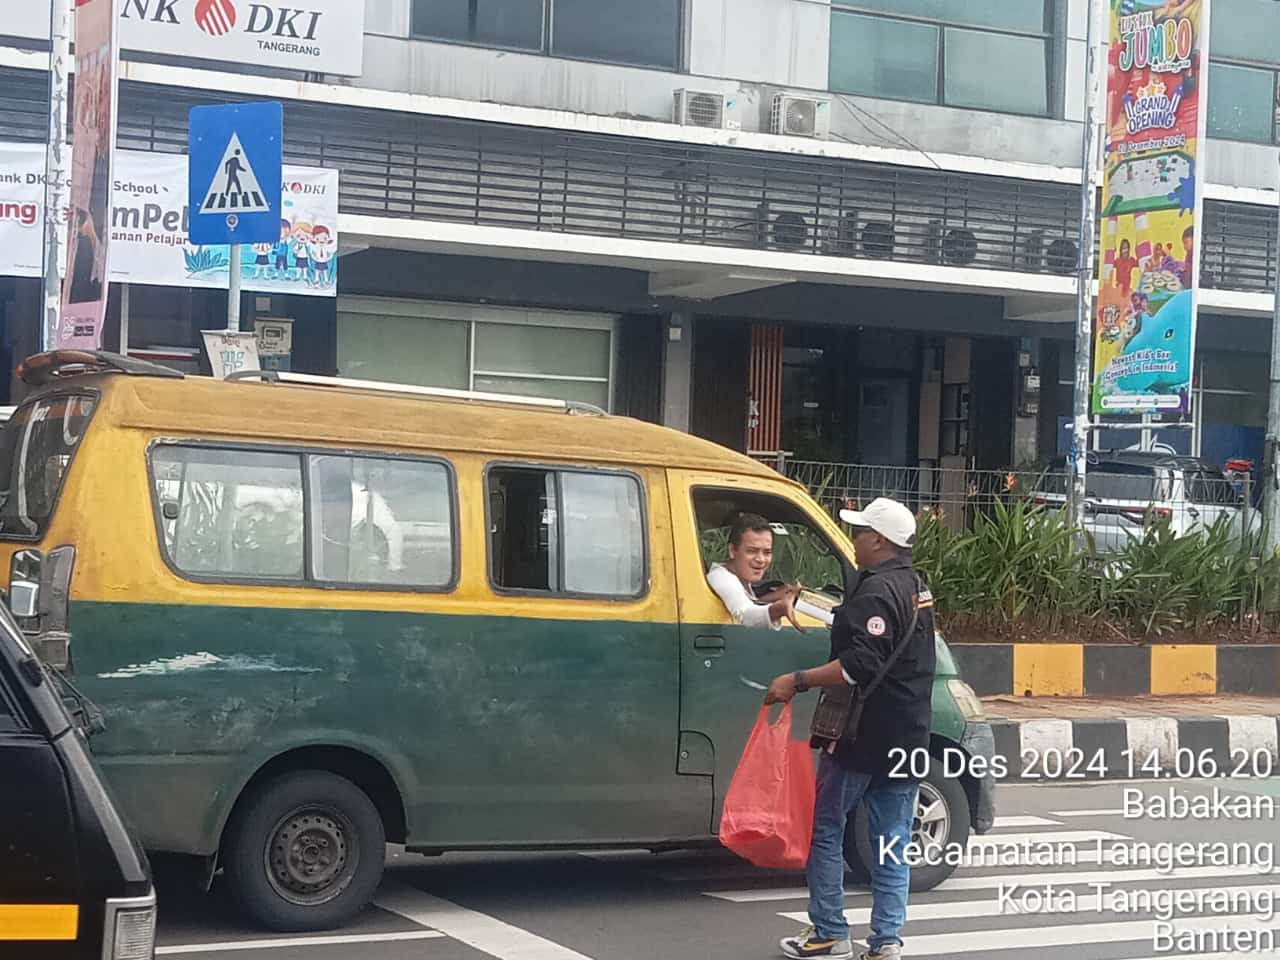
top-left (986, 714), bottom-right (1280, 782)
top-left (951, 642), bottom-right (1280, 698)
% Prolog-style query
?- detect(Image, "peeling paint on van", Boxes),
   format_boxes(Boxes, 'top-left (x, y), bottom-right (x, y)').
top-left (97, 652), bottom-right (319, 679)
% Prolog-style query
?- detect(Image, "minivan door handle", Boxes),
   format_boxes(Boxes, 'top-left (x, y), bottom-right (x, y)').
top-left (694, 635), bottom-right (725, 654)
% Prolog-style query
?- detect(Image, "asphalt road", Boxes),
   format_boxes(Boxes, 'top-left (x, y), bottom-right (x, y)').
top-left (154, 776), bottom-right (1280, 960)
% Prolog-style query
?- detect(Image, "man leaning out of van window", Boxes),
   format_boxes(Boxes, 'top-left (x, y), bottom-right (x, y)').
top-left (706, 513), bottom-right (804, 632)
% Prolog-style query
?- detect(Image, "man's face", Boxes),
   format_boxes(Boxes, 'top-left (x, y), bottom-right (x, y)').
top-left (727, 529), bottom-right (773, 583)
top-left (851, 527), bottom-right (884, 564)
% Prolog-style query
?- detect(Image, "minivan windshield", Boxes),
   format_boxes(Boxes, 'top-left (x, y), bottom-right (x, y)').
top-left (0, 395), bottom-right (97, 539)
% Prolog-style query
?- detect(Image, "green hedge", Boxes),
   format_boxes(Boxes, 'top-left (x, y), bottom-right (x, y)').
top-left (912, 499), bottom-right (1280, 638)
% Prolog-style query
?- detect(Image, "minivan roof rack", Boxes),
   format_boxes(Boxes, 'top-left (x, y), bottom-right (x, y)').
top-left (226, 369), bottom-right (608, 417)
top-left (18, 350), bottom-right (185, 386)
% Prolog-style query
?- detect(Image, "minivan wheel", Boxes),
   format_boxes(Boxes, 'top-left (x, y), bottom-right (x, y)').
top-left (844, 754), bottom-right (970, 892)
top-left (223, 771), bottom-right (386, 931)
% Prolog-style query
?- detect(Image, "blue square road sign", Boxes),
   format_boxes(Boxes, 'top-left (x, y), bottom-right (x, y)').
top-left (188, 101), bottom-right (283, 246)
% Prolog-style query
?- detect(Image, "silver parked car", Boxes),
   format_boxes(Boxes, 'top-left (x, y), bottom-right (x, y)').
top-left (1032, 449), bottom-right (1260, 553)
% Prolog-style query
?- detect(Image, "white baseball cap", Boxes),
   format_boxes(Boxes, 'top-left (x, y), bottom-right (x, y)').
top-left (839, 497), bottom-right (916, 548)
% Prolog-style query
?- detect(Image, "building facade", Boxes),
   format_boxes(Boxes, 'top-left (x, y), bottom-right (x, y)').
top-left (0, 0), bottom-right (1276, 477)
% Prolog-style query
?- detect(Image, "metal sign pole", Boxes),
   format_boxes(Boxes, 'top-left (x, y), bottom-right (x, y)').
top-left (40, 0), bottom-right (73, 352)
top-left (1264, 152), bottom-right (1280, 557)
top-left (1070, 0), bottom-right (1102, 535)
top-left (227, 244), bottom-right (241, 332)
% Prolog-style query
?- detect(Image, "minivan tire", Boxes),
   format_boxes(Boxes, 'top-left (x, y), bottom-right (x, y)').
top-left (843, 753), bottom-right (970, 893)
top-left (223, 771), bottom-right (386, 932)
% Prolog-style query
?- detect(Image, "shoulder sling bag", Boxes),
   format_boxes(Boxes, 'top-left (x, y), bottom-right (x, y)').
top-left (809, 574), bottom-right (923, 744)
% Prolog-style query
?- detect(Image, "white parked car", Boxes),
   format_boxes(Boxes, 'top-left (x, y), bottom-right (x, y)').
top-left (1031, 449), bottom-right (1260, 553)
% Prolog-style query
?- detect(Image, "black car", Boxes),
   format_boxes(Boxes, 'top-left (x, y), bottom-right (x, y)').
top-left (0, 599), bottom-right (156, 958)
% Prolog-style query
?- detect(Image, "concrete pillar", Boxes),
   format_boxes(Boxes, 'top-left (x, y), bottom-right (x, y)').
top-left (662, 311), bottom-right (694, 432)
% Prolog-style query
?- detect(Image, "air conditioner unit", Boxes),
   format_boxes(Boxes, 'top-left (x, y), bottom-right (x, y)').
top-left (770, 94), bottom-right (831, 139)
top-left (673, 90), bottom-right (738, 130)
top-left (860, 220), bottom-right (895, 259)
top-left (771, 211), bottom-right (810, 250)
top-left (1044, 237), bottom-right (1079, 274)
top-left (941, 228), bottom-right (979, 266)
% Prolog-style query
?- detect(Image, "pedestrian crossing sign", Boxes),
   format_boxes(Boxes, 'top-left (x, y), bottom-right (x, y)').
top-left (198, 133), bottom-right (270, 215)
top-left (188, 101), bottom-right (283, 245)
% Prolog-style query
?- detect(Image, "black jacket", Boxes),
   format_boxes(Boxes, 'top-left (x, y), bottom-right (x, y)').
top-left (819, 554), bottom-right (936, 775)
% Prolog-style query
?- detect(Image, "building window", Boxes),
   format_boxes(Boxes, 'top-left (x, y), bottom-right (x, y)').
top-left (410, 0), bottom-right (682, 70)
top-left (1208, 0), bottom-right (1280, 144)
top-left (829, 1), bottom-right (1053, 117)
top-left (337, 299), bottom-right (616, 412)
top-left (487, 466), bottom-right (646, 597)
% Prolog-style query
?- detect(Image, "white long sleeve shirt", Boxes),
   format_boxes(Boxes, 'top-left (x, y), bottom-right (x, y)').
top-left (706, 563), bottom-right (781, 630)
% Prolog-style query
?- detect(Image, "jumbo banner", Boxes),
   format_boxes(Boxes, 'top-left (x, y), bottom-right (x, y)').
top-left (61, 0), bottom-right (120, 350)
top-left (0, 144), bottom-right (338, 297)
top-left (1091, 0), bottom-right (1209, 416)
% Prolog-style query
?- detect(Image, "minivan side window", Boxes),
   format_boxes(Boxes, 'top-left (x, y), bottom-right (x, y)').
top-left (151, 445), bottom-right (457, 590)
top-left (309, 455), bottom-right (454, 587)
top-left (153, 447), bottom-right (304, 579)
top-left (488, 466), bottom-right (645, 597)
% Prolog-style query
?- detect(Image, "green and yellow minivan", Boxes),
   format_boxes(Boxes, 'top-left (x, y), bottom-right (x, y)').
top-left (0, 350), bottom-right (995, 932)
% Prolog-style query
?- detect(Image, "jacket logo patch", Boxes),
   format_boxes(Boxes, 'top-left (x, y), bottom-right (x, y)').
top-left (866, 616), bottom-right (887, 636)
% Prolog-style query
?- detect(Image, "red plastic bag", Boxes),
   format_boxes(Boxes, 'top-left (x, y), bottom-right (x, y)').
top-left (718, 703), bottom-right (816, 870)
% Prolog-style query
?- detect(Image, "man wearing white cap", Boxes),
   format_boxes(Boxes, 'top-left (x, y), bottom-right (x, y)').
top-left (765, 497), bottom-right (935, 960)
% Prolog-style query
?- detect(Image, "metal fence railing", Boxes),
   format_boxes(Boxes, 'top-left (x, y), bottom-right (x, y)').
top-left (759, 456), bottom-right (1260, 545)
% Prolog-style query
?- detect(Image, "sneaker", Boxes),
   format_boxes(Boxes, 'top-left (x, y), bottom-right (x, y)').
top-left (859, 944), bottom-right (903, 960)
top-left (780, 925), bottom-right (854, 959)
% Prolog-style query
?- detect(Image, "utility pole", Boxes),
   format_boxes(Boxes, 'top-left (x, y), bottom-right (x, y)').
top-left (1264, 153), bottom-right (1280, 556)
top-left (227, 244), bottom-right (242, 332)
top-left (40, 0), bottom-right (73, 352)
top-left (1070, 0), bottom-right (1103, 533)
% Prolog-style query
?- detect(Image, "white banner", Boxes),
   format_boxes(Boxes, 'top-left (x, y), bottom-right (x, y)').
top-left (1, 143), bottom-right (338, 297)
top-left (3, 0), bottom-right (366, 77)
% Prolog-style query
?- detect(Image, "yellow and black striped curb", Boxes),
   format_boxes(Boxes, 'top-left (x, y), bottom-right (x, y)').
top-left (988, 715), bottom-right (1280, 782)
top-left (950, 643), bottom-right (1280, 698)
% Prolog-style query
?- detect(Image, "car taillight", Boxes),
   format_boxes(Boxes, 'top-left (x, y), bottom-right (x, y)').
top-left (107, 899), bottom-right (156, 960)
top-left (1121, 506), bottom-right (1171, 524)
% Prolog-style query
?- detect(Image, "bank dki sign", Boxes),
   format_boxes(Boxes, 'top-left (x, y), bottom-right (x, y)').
top-left (3, 0), bottom-right (366, 77)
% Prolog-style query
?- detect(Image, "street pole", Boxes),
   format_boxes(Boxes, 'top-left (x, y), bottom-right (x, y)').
top-left (119, 282), bottom-right (130, 356)
top-left (227, 243), bottom-right (241, 332)
top-left (40, 0), bottom-right (73, 352)
top-left (1263, 153), bottom-right (1280, 557)
top-left (1070, 0), bottom-right (1103, 534)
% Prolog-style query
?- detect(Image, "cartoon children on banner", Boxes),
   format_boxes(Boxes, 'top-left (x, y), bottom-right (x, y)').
top-left (309, 226), bottom-right (336, 288)
top-left (235, 217), bottom-right (338, 289)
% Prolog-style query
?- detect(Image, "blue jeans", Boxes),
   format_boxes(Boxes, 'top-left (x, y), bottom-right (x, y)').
top-left (807, 751), bottom-right (917, 948)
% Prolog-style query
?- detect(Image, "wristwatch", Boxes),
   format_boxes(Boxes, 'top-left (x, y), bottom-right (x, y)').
top-left (793, 670), bottom-right (809, 693)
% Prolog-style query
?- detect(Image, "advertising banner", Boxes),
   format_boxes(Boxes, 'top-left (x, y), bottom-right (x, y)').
top-left (5, 0), bottom-right (366, 77)
top-left (1091, 0), bottom-right (1210, 417)
top-left (0, 144), bottom-right (338, 297)
top-left (60, 0), bottom-right (121, 350)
